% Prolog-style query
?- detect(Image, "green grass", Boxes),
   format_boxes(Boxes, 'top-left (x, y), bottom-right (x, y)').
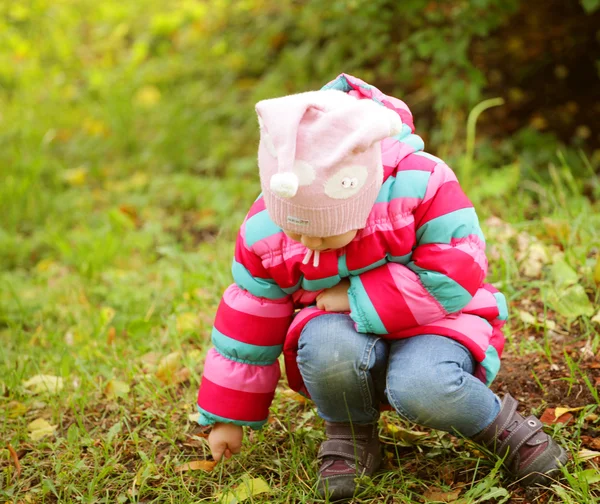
top-left (1, 151), bottom-right (599, 502)
top-left (1, 3), bottom-right (600, 503)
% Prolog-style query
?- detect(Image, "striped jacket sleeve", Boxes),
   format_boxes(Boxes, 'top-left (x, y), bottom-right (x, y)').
top-left (348, 161), bottom-right (488, 334)
top-left (197, 225), bottom-right (294, 428)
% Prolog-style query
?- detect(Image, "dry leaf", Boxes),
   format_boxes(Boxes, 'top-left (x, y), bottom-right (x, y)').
top-left (592, 311), bottom-right (600, 324)
top-left (134, 85), bottom-right (161, 108)
top-left (423, 487), bottom-right (461, 502)
top-left (28, 418), bottom-right (57, 440)
top-left (554, 406), bottom-right (585, 418)
top-left (188, 412), bottom-right (200, 423)
top-left (175, 460), bottom-right (217, 473)
top-left (518, 311), bottom-right (536, 325)
top-left (581, 436), bottom-right (600, 450)
top-left (217, 476), bottom-right (271, 504)
top-left (517, 240), bottom-right (549, 278)
top-left (540, 408), bottom-right (574, 425)
top-left (384, 422), bottom-right (429, 444)
top-left (23, 375), bottom-right (64, 395)
top-left (281, 389), bottom-right (307, 403)
top-left (107, 326), bottom-right (116, 345)
top-left (156, 352), bottom-right (182, 383)
top-left (62, 166), bottom-right (87, 186)
top-left (176, 312), bottom-right (199, 333)
top-left (104, 379), bottom-right (130, 399)
top-left (578, 449), bottom-right (600, 461)
top-left (7, 401), bottom-right (28, 418)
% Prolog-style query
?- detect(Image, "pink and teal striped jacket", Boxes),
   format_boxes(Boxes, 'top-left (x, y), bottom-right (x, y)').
top-left (197, 74), bottom-right (508, 429)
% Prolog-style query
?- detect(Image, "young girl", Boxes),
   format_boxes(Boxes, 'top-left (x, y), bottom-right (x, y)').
top-left (197, 74), bottom-right (567, 500)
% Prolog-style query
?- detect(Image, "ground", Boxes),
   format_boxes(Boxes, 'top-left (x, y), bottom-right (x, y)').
top-left (1, 163), bottom-right (599, 503)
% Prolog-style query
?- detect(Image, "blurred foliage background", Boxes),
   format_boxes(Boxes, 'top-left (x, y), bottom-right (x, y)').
top-left (1, 0), bottom-right (599, 269)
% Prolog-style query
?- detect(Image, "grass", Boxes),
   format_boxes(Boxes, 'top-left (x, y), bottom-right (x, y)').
top-left (1, 7), bottom-right (600, 504)
top-left (1, 144), bottom-right (599, 503)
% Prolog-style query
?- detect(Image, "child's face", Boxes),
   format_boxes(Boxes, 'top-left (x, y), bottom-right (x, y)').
top-left (283, 229), bottom-right (358, 251)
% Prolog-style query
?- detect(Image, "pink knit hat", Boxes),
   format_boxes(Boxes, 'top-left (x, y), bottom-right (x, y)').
top-left (255, 90), bottom-right (403, 239)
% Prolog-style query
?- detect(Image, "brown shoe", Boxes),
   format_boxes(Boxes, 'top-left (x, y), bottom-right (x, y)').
top-left (472, 394), bottom-right (568, 486)
top-left (317, 422), bottom-right (381, 500)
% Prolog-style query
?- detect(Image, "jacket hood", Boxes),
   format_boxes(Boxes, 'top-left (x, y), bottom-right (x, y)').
top-left (321, 74), bottom-right (424, 180)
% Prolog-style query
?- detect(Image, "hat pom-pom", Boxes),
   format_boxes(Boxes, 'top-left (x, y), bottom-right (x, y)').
top-left (386, 109), bottom-right (403, 137)
top-left (270, 172), bottom-right (299, 198)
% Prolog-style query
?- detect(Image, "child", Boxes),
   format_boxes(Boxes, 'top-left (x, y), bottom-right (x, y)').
top-left (197, 74), bottom-right (567, 500)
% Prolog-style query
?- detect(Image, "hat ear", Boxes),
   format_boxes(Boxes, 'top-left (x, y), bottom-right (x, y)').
top-left (318, 100), bottom-right (404, 164)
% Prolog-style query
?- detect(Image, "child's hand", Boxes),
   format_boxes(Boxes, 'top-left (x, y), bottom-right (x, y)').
top-left (316, 279), bottom-right (350, 312)
top-left (208, 423), bottom-right (244, 461)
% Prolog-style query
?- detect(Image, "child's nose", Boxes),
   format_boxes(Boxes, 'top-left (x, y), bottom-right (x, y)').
top-left (301, 235), bottom-right (323, 249)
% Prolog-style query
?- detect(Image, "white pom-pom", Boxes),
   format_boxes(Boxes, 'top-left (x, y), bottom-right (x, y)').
top-left (386, 109), bottom-right (403, 137)
top-left (270, 172), bottom-right (299, 198)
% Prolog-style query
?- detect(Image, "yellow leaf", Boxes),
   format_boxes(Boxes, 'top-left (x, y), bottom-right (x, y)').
top-left (101, 306), bottom-right (116, 325)
top-left (217, 476), bottom-right (271, 504)
top-left (23, 375), bottom-right (64, 395)
top-left (104, 379), bottom-right (130, 399)
top-left (384, 422), bottom-right (429, 444)
top-left (156, 352), bottom-right (182, 384)
top-left (7, 401), bottom-right (28, 418)
top-left (176, 312), bottom-right (199, 333)
top-left (578, 449), bottom-right (600, 461)
top-left (175, 460), bottom-right (216, 472)
top-left (518, 310), bottom-right (537, 325)
top-left (555, 406), bottom-right (585, 419)
top-left (35, 258), bottom-right (57, 273)
top-left (423, 487), bottom-right (461, 502)
top-left (595, 255), bottom-right (600, 286)
top-left (281, 389), bottom-right (307, 403)
top-left (134, 85), bottom-right (161, 108)
top-left (188, 412), bottom-right (200, 423)
top-left (28, 418), bottom-right (57, 441)
top-left (62, 167), bottom-right (87, 187)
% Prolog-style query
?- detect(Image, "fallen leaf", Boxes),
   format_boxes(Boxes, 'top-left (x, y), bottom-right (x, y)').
top-left (550, 257), bottom-right (579, 288)
top-left (176, 312), bottom-right (199, 333)
top-left (23, 375), bottom-right (64, 395)
top-left (591, 311), bottom-right (600, 324)
top-left (554, 406), bottom-right (585, 418)
top-left (577, 449), bottom-right (600, 461)
top-left (384, 422), bottom-right (429, 444)
top-left (540, 408), bottom-right (574, 425)
top-left (187, 412), bottom-right (200, 423)
top-left (28, 418), bottom-right (57, 440)
top-left (581, 436), bottom-right (600, 450)
top-left (517, 240), bottom-right (549, 278)
top-left (107, 326), bottom-right (116, 345)
top-left (281, 389), bottom-right (307, 403)
top-left (6, 401), bottom-right (28, 418)
top-left (217, 476), bottom-right (271, 504)
top-left (134, 85), bottom-right (161, 108)
top-left (101, 306), bottom-right (116, 325)
top-left (423, 487), bottom-right (461, 502)
top-left (62, 166), bottom-right (87, 186)
top-left (175, 460), bottom-right (217, 472)
top-left (156, 352), bottom-right (182, 384)
top-left (547, 284), bottom-right (594, 320)
top-left (104, 379), bottom-right (130, 399)
top-left (518, 310), bottom-right (537, 325)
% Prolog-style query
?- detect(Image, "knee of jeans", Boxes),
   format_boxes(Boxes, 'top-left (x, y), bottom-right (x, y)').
top-left (297, 317), bottom-right (364, 386)
top-left (386, 362), bottom-right (468, 423)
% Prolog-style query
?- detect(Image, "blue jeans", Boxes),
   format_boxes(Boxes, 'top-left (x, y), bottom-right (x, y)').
top-left (296, 314), bottom-right (501, 437)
